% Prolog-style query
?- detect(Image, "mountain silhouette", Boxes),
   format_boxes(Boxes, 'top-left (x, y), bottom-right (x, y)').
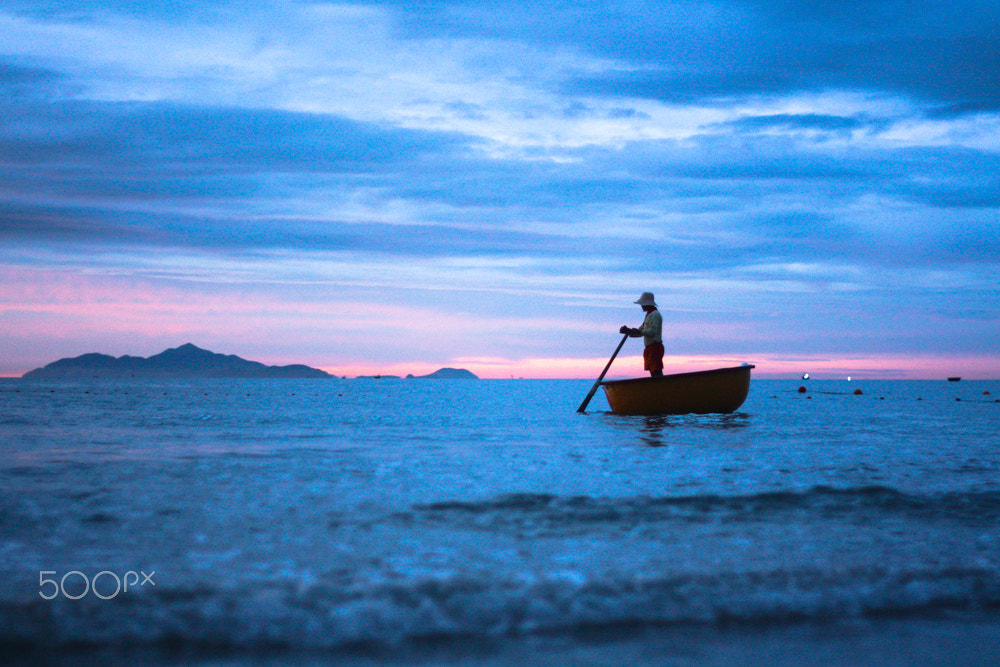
top-left (22, 343), bottom-right (332, 379)
top-left (406, 368), bottom-right (478, 379)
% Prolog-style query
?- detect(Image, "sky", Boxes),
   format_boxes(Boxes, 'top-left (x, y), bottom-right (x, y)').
top-left (1, 0), bottom-right (998, 379)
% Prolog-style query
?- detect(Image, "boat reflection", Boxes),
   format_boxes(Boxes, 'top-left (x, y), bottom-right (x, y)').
top-left (604, 412), bottom-right (752, 447)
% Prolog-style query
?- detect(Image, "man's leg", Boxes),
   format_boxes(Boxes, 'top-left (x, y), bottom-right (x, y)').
top-left (644, 343), bottom-right (665, 377)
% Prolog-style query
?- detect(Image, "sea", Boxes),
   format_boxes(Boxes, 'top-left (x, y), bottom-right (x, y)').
top-left (1, 376), bottom-right (999, 666)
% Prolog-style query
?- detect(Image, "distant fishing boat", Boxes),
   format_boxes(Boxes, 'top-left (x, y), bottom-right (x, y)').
top-left (947, 377), bottom-right (961, 382)
top-left (602, 365), bottom-right (755, 415)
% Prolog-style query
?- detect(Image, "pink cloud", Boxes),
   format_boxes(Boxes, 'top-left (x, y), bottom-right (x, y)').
top-left (5, 266), bottom-right (999, 380)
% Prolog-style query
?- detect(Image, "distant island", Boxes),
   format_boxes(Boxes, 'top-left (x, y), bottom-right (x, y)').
top-left (356, 369), bottom-right (479, 379)
top-left (22, 343), bottom-right (332, 379)
top-left (21, 344), bottom-right (480, 380)
top-left (406, 368), bottom-right (478, 379)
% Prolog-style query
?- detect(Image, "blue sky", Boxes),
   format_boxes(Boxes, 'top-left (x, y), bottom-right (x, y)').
top-left (2, 0), bottom-right (998, 378)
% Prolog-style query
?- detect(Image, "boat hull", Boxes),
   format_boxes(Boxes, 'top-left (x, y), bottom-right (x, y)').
top-left (601, 365), bottom-right (754, 415)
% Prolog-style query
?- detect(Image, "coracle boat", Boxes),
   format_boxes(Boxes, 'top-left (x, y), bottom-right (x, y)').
top-left (601, 365), bottom-right (755, 415)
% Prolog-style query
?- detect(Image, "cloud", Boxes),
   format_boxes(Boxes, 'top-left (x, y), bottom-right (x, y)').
top-left (723, 113), bottom-right (872, 134)
top-left (0, 98), bottom-right (462, 175)
top-left (1, 1), bottom-right (998, 376)
top-left (0, 60), bottom-right (64, 97)
top-left (406, 0), bottom-right (1000, 111)
top-left (2, 89), bottom-right (996, 279)
top-left (0, 95), bottom-right (477, 248)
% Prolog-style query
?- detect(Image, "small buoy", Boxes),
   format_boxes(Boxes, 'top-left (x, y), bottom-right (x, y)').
top-left (853, 388), bottom-right (863, 395)
top-left (798, 386), bottom-right (807, 393)
top-left (984, 391), bottom-right (991, 396)
top-left (802, 373), bottom-right (810, 380)
top-left (917, 397), bottom-right (923, 401)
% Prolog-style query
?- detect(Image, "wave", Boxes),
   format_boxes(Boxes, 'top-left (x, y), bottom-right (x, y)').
top-left (3, 559), bottom-right (998, 654)
top-left (4, 485), bottom-right (999, 655)
top-left (404, 486), bottom-right (1000, 536)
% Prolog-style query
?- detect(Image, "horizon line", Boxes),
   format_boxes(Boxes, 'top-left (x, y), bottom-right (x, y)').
top-left (5, 349), bottom-right (1000, 382)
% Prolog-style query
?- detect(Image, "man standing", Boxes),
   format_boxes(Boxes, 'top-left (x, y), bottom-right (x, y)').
top-left (620, 292), bottom-right (664, 377)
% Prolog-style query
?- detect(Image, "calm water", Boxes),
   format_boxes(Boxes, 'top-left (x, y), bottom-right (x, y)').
top-left (2, 377), bottom-right (999, 665)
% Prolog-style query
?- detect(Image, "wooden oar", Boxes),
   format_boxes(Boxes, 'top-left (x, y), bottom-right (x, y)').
top-left (577, 333), bottom-right (629, 413)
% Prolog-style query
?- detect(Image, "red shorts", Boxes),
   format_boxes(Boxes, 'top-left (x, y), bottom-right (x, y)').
top-left (643, 342), bottom-right (664, 372)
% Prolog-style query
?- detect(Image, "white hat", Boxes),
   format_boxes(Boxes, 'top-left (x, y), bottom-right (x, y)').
top-left (634, 292), bottom-right (657, 307)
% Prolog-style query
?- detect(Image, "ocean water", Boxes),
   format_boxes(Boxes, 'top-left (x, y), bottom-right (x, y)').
top-left (1, 376), bottom-right (999, 665)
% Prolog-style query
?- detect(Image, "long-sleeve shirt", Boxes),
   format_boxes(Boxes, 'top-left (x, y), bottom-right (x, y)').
top-left (631, 309), bottom-right (662, 347)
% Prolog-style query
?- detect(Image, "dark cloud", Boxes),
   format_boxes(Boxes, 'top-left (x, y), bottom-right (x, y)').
top-left (720, 114), bottom-right (871, 133)
top-left (0, 60), bottom-right (74, 101)
top-left (8, 1), bottom-right (998, 110)
top-left (565, 33), bottom-right (1000, 109)
top-left (0, 91), bottom-right (473, 220)
top-left (2, 4), bottom-right (997, 275)
top-left (3, 88), bottom-right (996, 279)
top-left (562, 69), bottom-right (790, 105)
top-left (375, 0), bottom-right (1000, 110)
top-left (0, 61), bottom-right (60, 90)
top-left (886, 148), bottom-right (1000, 211)
top-left (0, 0), bottom-right (256, 20)
top-left (0, 97), bottom-right (463, 173)
top-left (0, 197), bottom-right (662, 264)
